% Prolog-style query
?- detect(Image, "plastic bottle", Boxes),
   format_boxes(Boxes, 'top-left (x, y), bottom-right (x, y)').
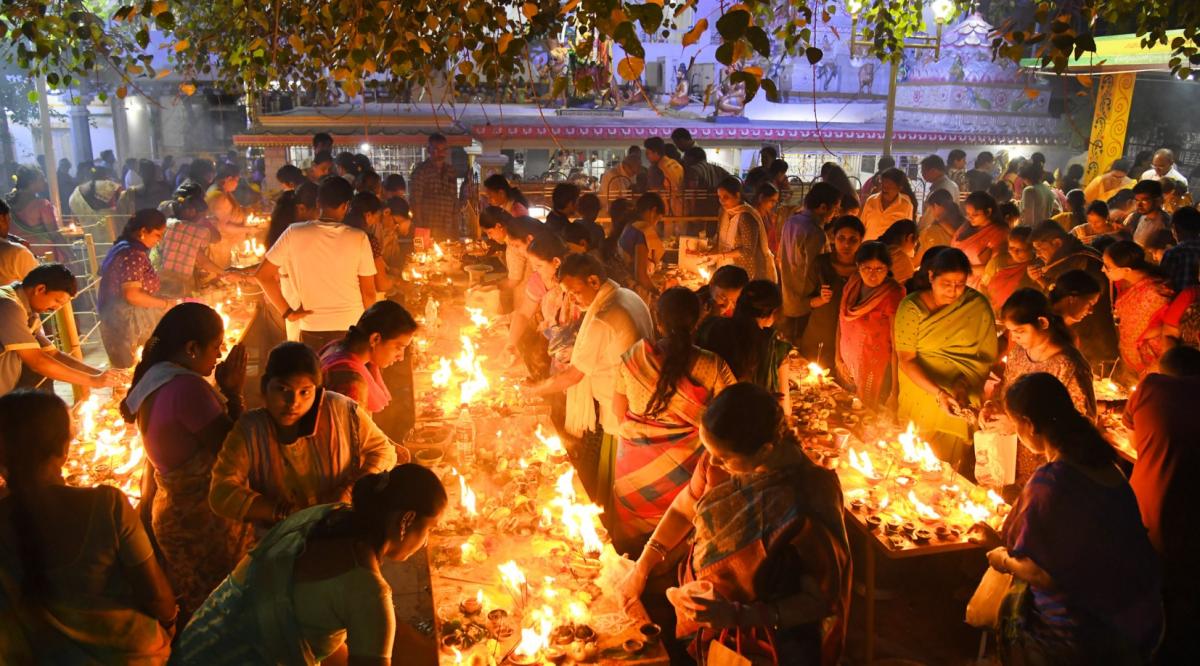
top-left (454, 405), bottom-right (476, 467)
top-left (424, 297), bottom-right (440, 333)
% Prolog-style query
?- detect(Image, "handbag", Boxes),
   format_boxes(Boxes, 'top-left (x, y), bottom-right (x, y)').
top-left (704, 626), bottom-right (778, 666)
top-left (965, 566), bottom-right (1014, 629)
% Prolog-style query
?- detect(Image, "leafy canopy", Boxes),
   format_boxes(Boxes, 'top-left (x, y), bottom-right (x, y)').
top-left (0, 0), bottom-right (1196, 104)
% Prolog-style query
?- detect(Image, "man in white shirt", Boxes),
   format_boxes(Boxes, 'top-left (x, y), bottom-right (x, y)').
top-left (1140, 148), bottom-right (1187, 184)
top-left (919, 154), bottom-right (960, 230)
top-left (256, 176), bottom-right (377, 353)
top-left (0, 200), bottom-right (38, 284)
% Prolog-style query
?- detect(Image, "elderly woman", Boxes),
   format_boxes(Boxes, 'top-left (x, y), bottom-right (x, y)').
top-left (175, 465), bottom-right (446, 665)
top-left (98, 209), bottom-right (176, 368)
top-left (837, 241), bottom-right (905, 408)
top-left (894, 247), bottom-right (998, 466)
top-left (619, 383), bottom-right (851, 665)
top-left (4, 165), bottom-right (68, 261)
top-left (209, 342), bottom-right (404, 545)
top-left (970, 373), bottom-right (1162, 664)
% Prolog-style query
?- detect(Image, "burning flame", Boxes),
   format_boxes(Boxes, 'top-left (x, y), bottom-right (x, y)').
top-left (431, 358), bottom-right (452, 387)
top-left (698, 266), bottom-right (712, 282)
top-left (466, 306), bottom-right (489, 329)
top-left (803, 362), bottom-right (830, 385)
top-left (454, 335), bottom-right (490, 405)
top-left (451, 647), bottom-right (463, 664)
top-left (456, 471), bottom-right (478, 517)
top-left (535, 424), bottom-right (566, 457)
top-left (898, 422), bottom-right (942, 474)
top-left (550, 469), bottom-right (605, 555)
top-left (907, 491), bottom-right (941, 520)
top-left (433, 242), bottom-right (445, 259)
top-left (513, 605), bottom-right (557, 660)
top-left (847, 447), bottom-right (879, 480)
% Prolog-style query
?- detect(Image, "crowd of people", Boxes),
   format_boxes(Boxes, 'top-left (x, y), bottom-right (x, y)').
top-left (0, 130), bottom-right (1196, 665)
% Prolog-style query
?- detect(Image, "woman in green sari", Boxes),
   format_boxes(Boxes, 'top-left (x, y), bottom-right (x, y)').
top-left (173, 464), bottom-right (446, 665)
top-left (894, 247), bottom-right (998, 466)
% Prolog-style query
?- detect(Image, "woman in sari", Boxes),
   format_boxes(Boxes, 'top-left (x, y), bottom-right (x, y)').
top-left (698, 279), bottom-right (793, 416)
top-left (895, 247), bottom-right (999, 465)
top-left (981, 227), bottom-right (1041, 316)
top-left (954, 191), bottom-right (1009, 287)
top-left (879, 219), bottom-right (919, 284)
top-left (611, 287), bottom-right (736, 551)
top-left (118, 304), bottom-right (253, 620)
top-left (800, 215), bottom-right (864, 368)
top-left (917, 188), bottom-right (962, 263)
top-left (618, 192), bottom-right (667, 300)
top-left (0, 391), bottom-right (177, 664)
top-left (980, 289), bottom-right (1096, 489)
top-left (712, 176), bottom-right (777, 282)
top-left (98, 209), bottom-right (176, 368)
top-left (522, 233), bottom-right (583, 431)
top-left (320, 300), bottom-right (417, 414)
top-left (1069, 200), bottom-right (1120, 243)
top-left (619, 383), bottom-right (851, 665)
top-left (209, 342), bottom-right (403, 543)
top-left (4, 165), bottom-right (69, 261)
top-left (970, 374), bottom-right (1162, 665)
top-left (1103, 240), bottom-right (1175, 380)
top-left (837, 241), bottom-right (905, 409)
top-left (175, 464), bottom-right (446, 665)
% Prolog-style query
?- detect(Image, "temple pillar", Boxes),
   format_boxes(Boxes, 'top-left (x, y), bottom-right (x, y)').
top-left (1084, 73), bottom-right (1137, 183)
top-left (110, 95), bottom-right (131, 165)
top-left (68, 102), bottom-right (94, 168)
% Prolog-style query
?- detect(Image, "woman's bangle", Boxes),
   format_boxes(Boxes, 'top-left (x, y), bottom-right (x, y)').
top-left (644, 538), bottom-right (669, 561)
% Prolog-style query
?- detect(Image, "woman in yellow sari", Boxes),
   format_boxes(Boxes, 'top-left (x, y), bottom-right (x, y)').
top-left (895, 247), bottom-right (998, 466)
top-left (611, 287), bottom-right (735, 551)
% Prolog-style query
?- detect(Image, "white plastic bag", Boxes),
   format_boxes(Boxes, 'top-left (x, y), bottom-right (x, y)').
top-left (974, 430), bottom-right (1018, 487)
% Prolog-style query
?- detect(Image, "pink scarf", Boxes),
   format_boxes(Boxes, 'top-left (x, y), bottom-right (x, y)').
top-left (320, 344), bottom-right (391, 412)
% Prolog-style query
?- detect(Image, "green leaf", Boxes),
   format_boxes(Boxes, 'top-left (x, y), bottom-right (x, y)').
top-left (26, 90), bottom-right (38, 104)
top-left (805, 46), bottom-right (823, 65)
top-left (716, 9), bottom-right (750, 42)
top-left (746, 26), bottom-right (770, 58)
top-left (761, 77), bottom-right (780, 102)
top-left (715, 41), bottom-right (735, 66)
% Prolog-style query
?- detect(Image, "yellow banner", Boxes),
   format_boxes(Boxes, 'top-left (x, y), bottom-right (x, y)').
top-left (1085, 73), bottom-right (1136, 183)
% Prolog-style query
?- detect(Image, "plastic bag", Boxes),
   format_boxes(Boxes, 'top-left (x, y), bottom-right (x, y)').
top-left (966, 567), bottom-right (1013, 628)
top-left (974, 430), bottom-right (1018, 487)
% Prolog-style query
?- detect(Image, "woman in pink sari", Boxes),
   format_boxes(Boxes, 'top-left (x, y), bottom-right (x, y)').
top-left (1103, 240), bottom-right (1175, 380)
top-left (954, 191), bottom-right (1009, 288)
top-left (612, 287), bottom-right (735, 551)
top-left (837, 241), bottom-right (905, 409)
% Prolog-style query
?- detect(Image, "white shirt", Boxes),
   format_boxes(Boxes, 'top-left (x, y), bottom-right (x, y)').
top-left (860, 193), bottom-right (915, 240)
top-left (0, 239), bottom-right (38, 285)
top-left (1140, 166), bottom-right (1186, 183)
top-left (265, 220), bottom-right (376, 332)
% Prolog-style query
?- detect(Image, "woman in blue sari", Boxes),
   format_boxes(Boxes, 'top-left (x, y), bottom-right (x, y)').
top-left (173, 464), bottom-right (446, 665)
top-left (971, 373), bottom-right (1163, 664)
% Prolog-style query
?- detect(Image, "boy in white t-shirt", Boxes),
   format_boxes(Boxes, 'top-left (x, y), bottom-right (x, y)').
top-left (257, 177), bottom-right (377, 352)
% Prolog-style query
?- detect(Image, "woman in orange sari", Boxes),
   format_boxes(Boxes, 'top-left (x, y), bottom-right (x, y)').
top-left (1102, 241), bottom-right (1175, 380)
top-left (837, 241), bottom-right (905, 408)
top-left (981, 227), bottom-right (1041, 316)
top-left (611, 287), bottom-right (735, 551)
top-left (954, 191), bottom-right (1009, 288)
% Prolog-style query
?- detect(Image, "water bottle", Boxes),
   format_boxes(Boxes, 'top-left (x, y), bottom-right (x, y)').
top-left (424, 297), bottom-right (440, 331)
top-left (454, 405), bottom-right (476, 466)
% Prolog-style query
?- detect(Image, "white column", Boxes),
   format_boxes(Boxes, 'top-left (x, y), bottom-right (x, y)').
top-left (68, 102), bottom-right (94, 168)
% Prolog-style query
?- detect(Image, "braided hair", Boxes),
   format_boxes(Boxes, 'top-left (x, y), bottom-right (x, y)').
top-left (645, 287), bottom-right (701, 416)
